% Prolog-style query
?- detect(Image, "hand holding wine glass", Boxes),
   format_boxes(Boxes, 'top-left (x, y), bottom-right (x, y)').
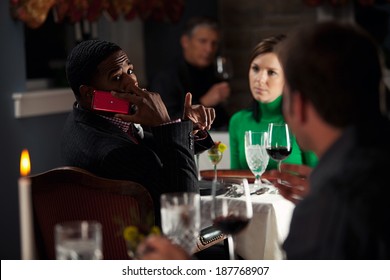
top-left (211, 178), bottom-right (253, 260)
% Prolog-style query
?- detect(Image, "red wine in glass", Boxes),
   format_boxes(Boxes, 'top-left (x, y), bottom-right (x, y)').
top-left (266, 123), bottom-right (292, 172)
top-left (265, 147), bottom-right (292, 161)
top-left (211, 178), bottom-right (252, 260)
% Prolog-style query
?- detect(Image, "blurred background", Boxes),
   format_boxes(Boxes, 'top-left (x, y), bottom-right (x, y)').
top-left (2, 0), bottom-right (390, 259)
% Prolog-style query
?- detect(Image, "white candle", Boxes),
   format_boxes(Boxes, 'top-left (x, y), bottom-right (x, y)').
top-left (18, 149), bottom-right (35, 260)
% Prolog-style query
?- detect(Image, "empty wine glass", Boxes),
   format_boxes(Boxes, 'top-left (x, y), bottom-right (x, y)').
top-left (160, 192), bottom-right (200, 256)
top-left (215, 55), bottom-right (234, 82)
top-left (265, 123), bottom-right (292, 172)
top-left (211, 178), bottom-right (253, 260)
top-left (244, 131), bottom-right (269, 192)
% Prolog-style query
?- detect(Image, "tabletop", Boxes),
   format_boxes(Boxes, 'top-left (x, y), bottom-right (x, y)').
top-left (199, 170), bottom-right (295, 260)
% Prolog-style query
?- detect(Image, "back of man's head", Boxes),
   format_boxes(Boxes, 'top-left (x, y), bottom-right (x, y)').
top-left (182, 16), bottom-right (220, 37)
top-left (278, 22), bottom-right (383, 128)
top-left (66, 40), bottom-right (121, 99)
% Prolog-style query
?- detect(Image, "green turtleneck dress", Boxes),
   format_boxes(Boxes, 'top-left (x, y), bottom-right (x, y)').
top-left (229, 96), bottom-right (318, 170)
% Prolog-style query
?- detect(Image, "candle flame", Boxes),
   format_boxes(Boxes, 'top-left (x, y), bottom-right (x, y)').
top-left (20, 149), bottom-right (31, 176)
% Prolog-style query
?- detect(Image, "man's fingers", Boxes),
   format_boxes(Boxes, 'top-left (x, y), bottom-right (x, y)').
top-left (184, 92), bottom-right (193, 108)
top-left (112, 91), bottom-right (142, 105)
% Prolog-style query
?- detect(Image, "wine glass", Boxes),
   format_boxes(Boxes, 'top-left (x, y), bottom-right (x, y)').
top-left (55, 220), bottom-right (103, 260)
top-left (244, 131), bottom-right (269, 192)
top-left (160, 192), bottom-right (200, 256)
top-left (215, 55), bottom-right (234, 82)
top-left (208, 148), bottom-right (223, 183)
top-left (211, 178), bottom-right (253, 260)
top-left (265, 123), bottom-right (292, 172)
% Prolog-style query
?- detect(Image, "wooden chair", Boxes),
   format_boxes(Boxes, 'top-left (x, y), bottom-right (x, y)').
top-left (26, 166), bottom-right (154, 259)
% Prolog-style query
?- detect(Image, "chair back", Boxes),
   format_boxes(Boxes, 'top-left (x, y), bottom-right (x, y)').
top-left (29, 166), bottom-right (154, 259)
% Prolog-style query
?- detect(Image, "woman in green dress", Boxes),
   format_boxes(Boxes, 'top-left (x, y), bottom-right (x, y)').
top-left (229, 35), bottom-right (317, 170)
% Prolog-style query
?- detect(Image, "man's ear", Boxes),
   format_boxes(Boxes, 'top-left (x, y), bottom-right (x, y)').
top-left (78, 85), bottom-right (94, 109)
top-left (181, 35), bottom-right (189, 49)
top-left (79, 85), bottom-right (94, 99)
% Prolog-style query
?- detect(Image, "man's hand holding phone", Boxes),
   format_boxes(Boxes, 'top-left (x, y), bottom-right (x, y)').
top-left (112, 87), bottom-right (171, 127)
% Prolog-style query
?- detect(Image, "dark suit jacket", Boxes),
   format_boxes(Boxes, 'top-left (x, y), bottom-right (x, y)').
top-left (284, 118), bottom-right (390, 259)
top-left (61, 104), bottom-right (212, 223)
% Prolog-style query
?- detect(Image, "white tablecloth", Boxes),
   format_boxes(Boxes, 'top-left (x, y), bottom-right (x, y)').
top-left (200, 193), bottom-right (295, 260)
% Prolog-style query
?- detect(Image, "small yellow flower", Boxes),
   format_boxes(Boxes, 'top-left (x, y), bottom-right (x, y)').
top-left (149, 226), bottom-right (161, 236)
top-left (218, 143), bottom-right (227, 153)
top-left (208, 141), bottom-right (227, 154)
top-left (123, 226), bottom-right (139, 241)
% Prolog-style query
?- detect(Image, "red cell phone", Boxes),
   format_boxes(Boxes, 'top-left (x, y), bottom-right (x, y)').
top-left (91, 90), bottom-right (130, 114)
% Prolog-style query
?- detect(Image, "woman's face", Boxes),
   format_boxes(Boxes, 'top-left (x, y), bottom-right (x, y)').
top-left (248, 52), bottom-right (284, 103)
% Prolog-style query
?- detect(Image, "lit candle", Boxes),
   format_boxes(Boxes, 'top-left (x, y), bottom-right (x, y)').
top-left (18, 149), bottom-right (34, 259)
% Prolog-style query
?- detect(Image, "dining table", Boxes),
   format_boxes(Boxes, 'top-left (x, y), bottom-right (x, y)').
top-left (199, 169), bottom-right (295, 260)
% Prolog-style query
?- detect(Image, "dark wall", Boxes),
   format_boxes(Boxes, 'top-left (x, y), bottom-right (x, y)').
top-left (144, 0), bottom-right (218, 85)
top-left (0, 2), bottom-right (69, 259)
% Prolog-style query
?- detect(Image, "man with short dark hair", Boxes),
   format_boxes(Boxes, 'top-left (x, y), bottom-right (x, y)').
top-left (274, 22), bottom-right (390, 259)
top-left (150, 16), bottom-right (230, 130)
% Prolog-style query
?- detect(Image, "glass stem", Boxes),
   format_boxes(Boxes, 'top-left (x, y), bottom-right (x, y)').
top-left (213, 164), bottom-right (217, 182)
top-left (256, 175), bottom-right (261, 190)
top-left (228, 235), bottom-right (235, 260)
top-left (277, 161), bottom-right (282, 184)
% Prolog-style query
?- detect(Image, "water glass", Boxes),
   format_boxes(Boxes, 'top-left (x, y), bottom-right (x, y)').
top-left (55, 220), bottom-right (103, 260)
top-left (160, 192), bottom-right (200, 255)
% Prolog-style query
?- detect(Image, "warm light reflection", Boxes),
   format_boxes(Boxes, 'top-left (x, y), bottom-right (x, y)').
top-left (20, 149), bottom-right (31, 176)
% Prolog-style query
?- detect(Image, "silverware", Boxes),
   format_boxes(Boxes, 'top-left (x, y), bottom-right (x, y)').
top-left (250, 187), bottom-right (269, 196)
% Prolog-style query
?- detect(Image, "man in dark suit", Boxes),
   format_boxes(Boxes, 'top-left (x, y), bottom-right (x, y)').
top-left (61, 40), bottom-right (215, 224)
top-left (150, 17), bottom-right (230, 130)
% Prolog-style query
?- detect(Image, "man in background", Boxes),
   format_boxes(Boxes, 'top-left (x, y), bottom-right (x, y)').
top-left (150, 16), bottom-right (230, 130)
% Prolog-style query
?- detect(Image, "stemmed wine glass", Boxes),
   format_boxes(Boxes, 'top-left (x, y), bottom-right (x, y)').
top-left (211, 178), bottom-right (253, 260)
top-left (265, 123), bottom-right (292, 172)
top-left (208, 144), bottom-right (224, 182)
top-left (215, 55), bottom-right (234, 82)
top-left (244, 131), bottom-right (269, 192)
